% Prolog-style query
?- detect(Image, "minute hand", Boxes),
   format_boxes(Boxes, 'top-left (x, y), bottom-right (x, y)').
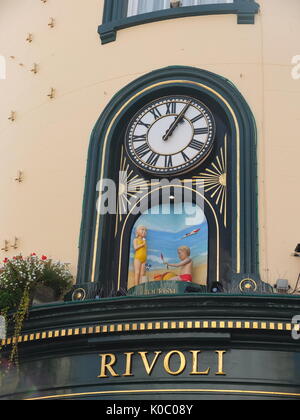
top-left (163, 101), bottom-right (192, 141)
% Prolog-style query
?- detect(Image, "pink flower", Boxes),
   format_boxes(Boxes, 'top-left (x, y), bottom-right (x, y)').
top-left (3, 258), bottom-right (9, 264)
top-left (41, 255), bottom-right (47, 261)
top-left (31, 253), bottom-right (37, 256)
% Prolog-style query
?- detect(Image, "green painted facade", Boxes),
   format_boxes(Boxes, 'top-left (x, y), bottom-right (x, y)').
top-left (1, 295), bottom-right (300, 400)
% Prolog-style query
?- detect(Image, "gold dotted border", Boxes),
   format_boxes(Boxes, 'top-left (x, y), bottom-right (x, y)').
top-left (1, 320), bottom-right (298, 347)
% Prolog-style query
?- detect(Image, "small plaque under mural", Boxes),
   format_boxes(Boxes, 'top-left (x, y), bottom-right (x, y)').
top-left (127, 280), bottom-right (205, 296)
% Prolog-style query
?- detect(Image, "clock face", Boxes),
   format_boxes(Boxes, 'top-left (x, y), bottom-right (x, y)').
top-left (125, 95), bottom-right (216, 176)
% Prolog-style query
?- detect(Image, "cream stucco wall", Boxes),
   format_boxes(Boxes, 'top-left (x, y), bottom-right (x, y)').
top-left (0, 0), bottom-right (299, 289)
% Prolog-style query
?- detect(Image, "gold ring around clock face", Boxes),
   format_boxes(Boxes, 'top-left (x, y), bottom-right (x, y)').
top-left (239, 278), bottom-right (258, 293)
top-left (125, 95), bottom-right (216, 176)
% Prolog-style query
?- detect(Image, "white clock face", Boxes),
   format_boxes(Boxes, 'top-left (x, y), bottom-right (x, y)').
top-left (125, 95), bottom-right (216, 176)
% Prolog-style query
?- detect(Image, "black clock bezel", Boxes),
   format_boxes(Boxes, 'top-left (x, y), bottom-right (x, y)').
top-left (125, 95), bottom-right (216, 176)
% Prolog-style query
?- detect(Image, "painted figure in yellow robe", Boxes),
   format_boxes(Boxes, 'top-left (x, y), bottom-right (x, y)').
top-left (133, 226), bottom-right (147, 286)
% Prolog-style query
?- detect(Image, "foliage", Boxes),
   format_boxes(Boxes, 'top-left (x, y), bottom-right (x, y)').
top-left (41, 260), bottom-right (73, 299)
top-left (0, 254), bottom-right (73, 365)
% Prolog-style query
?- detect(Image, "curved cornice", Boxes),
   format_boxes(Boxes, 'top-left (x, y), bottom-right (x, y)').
top-left (99, 1), bottom-right (260, 44)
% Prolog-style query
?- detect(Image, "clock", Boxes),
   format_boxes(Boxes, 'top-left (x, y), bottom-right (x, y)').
top-left (125, 95), bottom-right (216, 176)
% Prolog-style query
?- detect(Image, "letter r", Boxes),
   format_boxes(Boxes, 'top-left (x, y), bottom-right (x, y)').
top-left (98, 353), bottom-right (120, 378)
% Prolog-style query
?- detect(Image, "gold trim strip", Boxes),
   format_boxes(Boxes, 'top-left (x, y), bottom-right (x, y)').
top-left (1, 320), bottom-right (293, 347)
top-left (26, 388), bottom-right (300, 401)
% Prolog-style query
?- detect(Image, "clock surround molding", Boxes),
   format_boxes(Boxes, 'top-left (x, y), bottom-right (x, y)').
top-left (77, 66), bottom-right (260, 295)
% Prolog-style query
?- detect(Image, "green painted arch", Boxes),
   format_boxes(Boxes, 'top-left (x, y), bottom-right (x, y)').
top-left (77, 66), bottom-right (259, 289)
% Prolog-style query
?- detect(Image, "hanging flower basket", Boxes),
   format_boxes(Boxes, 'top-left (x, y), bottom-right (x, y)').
top-left (0, 253), bottom-right (73, 364)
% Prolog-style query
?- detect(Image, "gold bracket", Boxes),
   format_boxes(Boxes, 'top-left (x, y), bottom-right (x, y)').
top-left (47, 88), bottom-right (55, 99)
top-left (11, 237), bottom-right (19, 250)
top-left (26, 33), bottom-right (33, 43)
top-left (30, 63), bottom-right (38, 74)
top-left (8, 111), bottom-right (16, 122)
top-left (15, 171), bottom-right (23, 183)
top-left (1, 241), bottom-right (9, 252)
top-left (48, 18), bottom-right (55, 28)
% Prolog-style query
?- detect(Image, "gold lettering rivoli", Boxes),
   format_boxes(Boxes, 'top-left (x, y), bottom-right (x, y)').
top-left (91, 80), bottom-right (240, 283)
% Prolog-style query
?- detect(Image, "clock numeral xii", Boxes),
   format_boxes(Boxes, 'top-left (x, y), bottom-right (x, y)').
top-left (166, 102), bottom-right (177, 115)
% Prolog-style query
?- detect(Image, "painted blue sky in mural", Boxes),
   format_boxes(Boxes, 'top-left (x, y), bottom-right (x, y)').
top-left (130, 203), bottom-right (208, 270)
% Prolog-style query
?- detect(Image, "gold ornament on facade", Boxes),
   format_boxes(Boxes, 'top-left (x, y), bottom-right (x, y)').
top-left (115, 148), bottom-right (158, 236)
top-left (26, 33), bottom-right (33, 43)
top-left (1, 240), bottom-right (10, 252)
top-left (47, 88), bottom-right (55, 99)
top-left (193, 134), bottom-right (228, 227)
top-left (239, 278), bottom-right (258, 293)
top-left (30, 63), bottom-right (38, 75)
top-left (8, 111), bottom-right (16, 122)
top-left (72, 288), bottom-right (86, 302)
top-left (48, 18), bottom-right (55, 28)
top-left (15, 170), bottom-right (23, 183)
top-left (11, 237), bottom-right (19, 250)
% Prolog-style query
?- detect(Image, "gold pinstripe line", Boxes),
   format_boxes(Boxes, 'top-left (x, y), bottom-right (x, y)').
top-left (25, 388), bottom-right (300, 400)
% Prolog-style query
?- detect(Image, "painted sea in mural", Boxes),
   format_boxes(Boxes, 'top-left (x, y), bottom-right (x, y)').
top-left (128, 203), bottom-right (208, 289)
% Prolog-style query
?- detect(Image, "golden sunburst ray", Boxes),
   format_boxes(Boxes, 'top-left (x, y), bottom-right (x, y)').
top-left (193, 134), bottom-right (228, 227)
top-left (115, 148), bottom-right (152, 236)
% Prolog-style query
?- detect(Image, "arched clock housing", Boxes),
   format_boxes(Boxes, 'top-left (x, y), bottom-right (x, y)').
top-left (77, 66), bottom-right (269, 298)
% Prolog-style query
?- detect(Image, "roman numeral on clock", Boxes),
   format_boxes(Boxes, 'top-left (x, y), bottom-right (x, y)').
top-left (181, 151), bottom-right (190, 163)
top-left (135, 143), bottom-right (151, 159)
top-left (166, 102), bottom-right (177, 115)
top-left (191, 114), bottom-right (204, 124)
top-left (194, 127), bottom-right (209, 135)
top-left (137, 120), bottom-right (151, 129)
top-left (165, 155), bottom-right (173, 168)
top-left (147, 152), bottom-right (160, 166)
top-left (150, 107), bottom-right (162, 120)
top-left (132, 134), bottom-right (147, 143)
top-left (189, 139), bottom-right (205, 151)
